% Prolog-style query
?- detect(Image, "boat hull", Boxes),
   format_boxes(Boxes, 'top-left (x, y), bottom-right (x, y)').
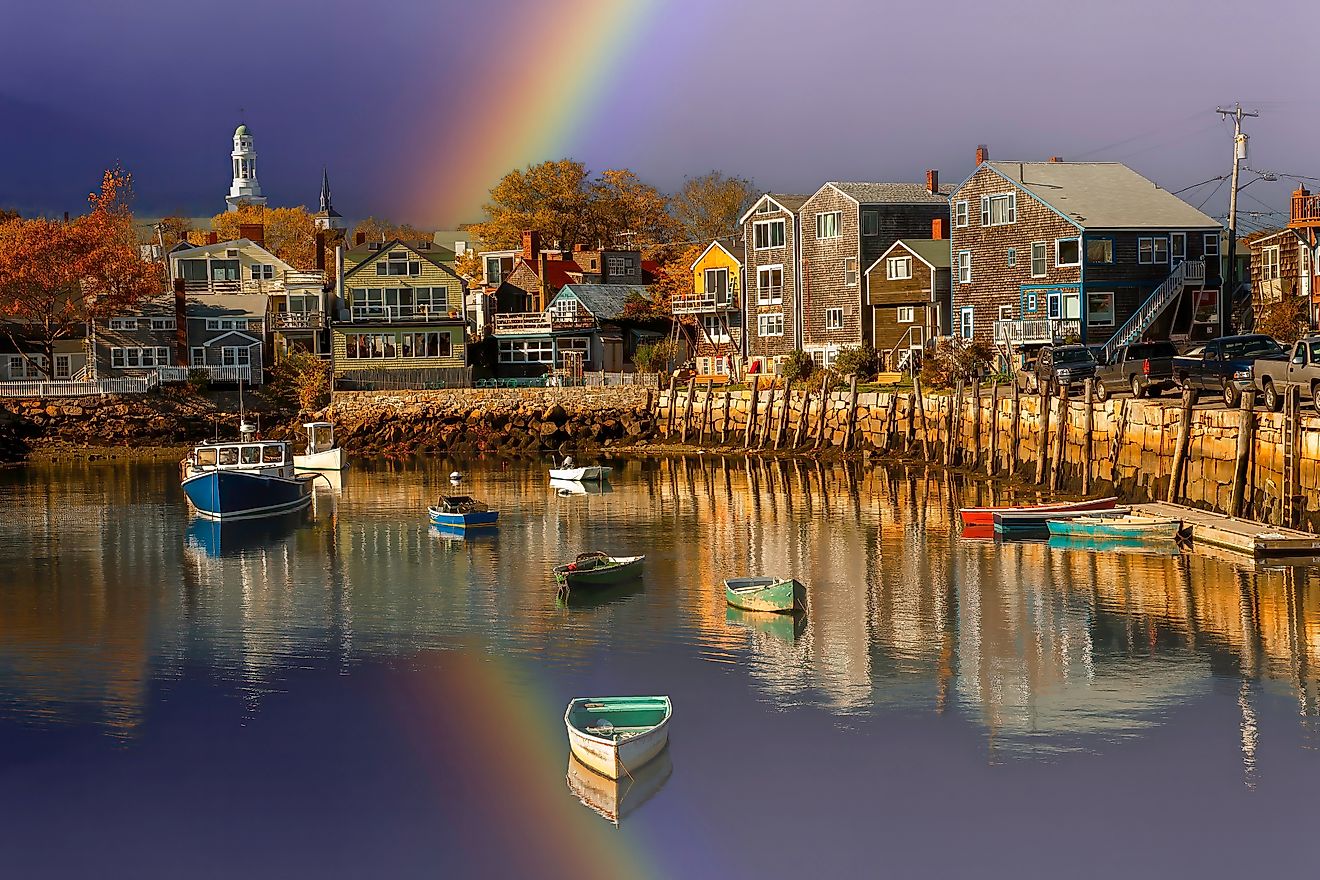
top-left (1046, 516), bottom-right (1181, 542)
top-left (565, 697), bottom-right (671, 780)
top-left (724, 577), bottom-right (804, 613)
top-left (293, 446), bottom-right (345, 471)
top-left (549, 466), bottom-right (612, 482)
top-left (427, 507), bottom-right (499, 528)
top-left (181, 470), bottom-right (314, 521)
top-left (961, 496), bottom-right (1117, 528)
top-left (554, 555), bottom-right (644, 592)
top-left (993, 506), bottom-right (1132, 536)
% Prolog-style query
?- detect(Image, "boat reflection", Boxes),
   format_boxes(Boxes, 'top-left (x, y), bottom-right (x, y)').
top-left (725, 605), bottom-right (807, 643)
top-left (1047, 535), bottom-right (1182, 556)
top-left (184, 509), bottom-right (310, 558)
top-left (551, 478), bottom-right (613, 496)
top-left (428, 523), bottom-right (500, 544)
top-left (565, 747), bottom-right (672, 827)
top-left (555, 579), bottom-right (644, 609)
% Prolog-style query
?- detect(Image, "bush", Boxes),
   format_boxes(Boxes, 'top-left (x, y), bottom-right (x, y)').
top-left (1257, 294), bottom-right (1308, 345)
top-left (833, 343), bottom-right (881, 381)
top-left (919, 338), bottom-right (994, 389)
top-left (633, 339), bottom-right (680, 373)
top-left (269, 349), bottom-right (331, 412)
top-left (186, 368), bottom-right (210, 395)
top-left (779, 349), bottom-right (814, 384)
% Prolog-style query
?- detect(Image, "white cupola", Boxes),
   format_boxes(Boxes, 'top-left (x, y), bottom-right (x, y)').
top-left (226, 123), bottom-right (267, 212)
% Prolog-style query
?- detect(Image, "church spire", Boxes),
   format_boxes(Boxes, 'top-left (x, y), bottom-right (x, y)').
top-left (320, 167), bottom-right (333, 214)
top-left (314, 166), bottom-right (346, 230)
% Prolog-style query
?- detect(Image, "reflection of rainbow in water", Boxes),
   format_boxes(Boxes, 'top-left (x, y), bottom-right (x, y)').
top-left (395, 649), bottom-right (670, 878)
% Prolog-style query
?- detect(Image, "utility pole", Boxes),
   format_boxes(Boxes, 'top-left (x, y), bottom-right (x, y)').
top-left (1217, 103), bottom-right (1259, 336)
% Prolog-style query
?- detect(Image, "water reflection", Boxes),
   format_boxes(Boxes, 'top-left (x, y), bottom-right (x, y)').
top-left (566, 748), bottom-right (673, 827)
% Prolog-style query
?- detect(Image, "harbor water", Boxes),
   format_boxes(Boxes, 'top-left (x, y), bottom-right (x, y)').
top-left (2, 457), bottom-right (1319, 878)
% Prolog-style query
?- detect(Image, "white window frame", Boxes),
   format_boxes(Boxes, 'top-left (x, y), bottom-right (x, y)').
top-left (1006, 248), bottom-right (1016, 268)
top-left (844, 257), bottom-right (858, 287)
top-left (825, 307), bottom-right (844, 331)
top-left (1203, 233), bottom-right (1220, 258)
top-left (221, 346), bottom-right (252, 367)
top-left (956, 250), bottom-right (972, 284)
top-left (250, 263), bottom-right (275, 281)
top-left (1087, 291), bottom-right (1116, 327)
top-left (1262, 246), bottom-right (1280, 281)
top-left (887, 256), bottom-right (912, 280)
top-left (757, 312), bottom-right (784, 337)
top-left (959, 306), bottom-right (974, 339)
top-left (1138, 236), bottom-right (1169, 265)
top-left (1170, 232), bottom-right (1186, 264)
top-left (190, 346), bottom-right (205, 366)
top-left (1055, 237), bottom-right (1081, 268)
top-left (701, 315), bottom-right (731, 344)
top-left (704, 267), bottom-right (729, 304)
top-left (109, 346), bottom-right (169, 369)
top-left (980, 192), bottom-right (1017, 226)
top-left (108, 318), bottom-right (138, 331)
top-left (753, 219), bottom-right (785, 250)
top-left (757, 265), bottom-right (783, 305)
top-left (1030, 241), bottom-right (1048, 278)
top-left (815, 211), bottom-right (841, 240)
top-left (954, 200), bottom-right (970, 228)
top-left (896, 306), bottom-right (916, 324)
top-left (53, 354), bottom-right (71, 379)
top-left (998, 304), bottom-right (1014, 321)
top-left (150, 317), bottom-right (176, 331)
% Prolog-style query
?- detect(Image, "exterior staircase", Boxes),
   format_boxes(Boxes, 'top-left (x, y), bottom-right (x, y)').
top-left (1101, 260), bottom-right (1204, 364)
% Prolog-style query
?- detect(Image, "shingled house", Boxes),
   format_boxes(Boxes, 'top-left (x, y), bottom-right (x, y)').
top-left (1248, 227), bottom-right (1316, 325)
top-left (949, 151), bottom-right (1224, 364)
top-left (865, 231), bottom-right (951, 371)
top-left (797, 177), bottom-right (950, 367)
top-left (739, 193), bottom-right (807, 371)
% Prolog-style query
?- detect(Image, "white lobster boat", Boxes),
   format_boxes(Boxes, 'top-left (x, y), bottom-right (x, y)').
top-left (293, 422), bottom-right (345, 471)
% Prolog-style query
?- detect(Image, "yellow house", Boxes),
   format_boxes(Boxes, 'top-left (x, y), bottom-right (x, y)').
top-left (673, 237), bottom-right (743, 374)
top-left (332, 238), bottom-right (469, 388)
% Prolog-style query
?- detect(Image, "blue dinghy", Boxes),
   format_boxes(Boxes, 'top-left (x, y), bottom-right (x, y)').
top-left (428, 495), bottom-right (499, 528)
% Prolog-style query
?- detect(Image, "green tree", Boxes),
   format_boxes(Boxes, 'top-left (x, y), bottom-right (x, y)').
top-left (269, 349), bottom-right (331, 412)
top-left (833, 343), bottom-right (881, 380)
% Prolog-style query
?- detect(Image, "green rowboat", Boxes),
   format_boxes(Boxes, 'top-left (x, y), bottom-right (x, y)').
top-left (724, 576), bottom-right (805, 613)
top-left (564, 695), bottom-right (672, 780)
top-left (554, 552), bottom-right (644, 595)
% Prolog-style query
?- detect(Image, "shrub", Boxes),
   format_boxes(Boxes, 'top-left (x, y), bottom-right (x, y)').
top-left (919, 338), bottom-right (994, 389)
top-left (833, 343), bottom-right (881, 381)
top-left (269, 349), bottom-right (331, 412)
top-left (779, 349), bottom-right (814, 384)
top-left (1257, 294), bottom-right (1308, 345)
top-left (186, 368), bottom-right (210, 395)
top-left (633, 339), bottom-right (680, 373)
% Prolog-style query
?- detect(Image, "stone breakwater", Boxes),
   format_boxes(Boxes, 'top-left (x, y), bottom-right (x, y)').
top-left (318, 387), bottom-right (659, 457)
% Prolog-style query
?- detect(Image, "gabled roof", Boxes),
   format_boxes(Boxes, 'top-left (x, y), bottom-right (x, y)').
top-left (982, 161), bottom-right (1221, 230)
top-left (553, 284), bottom-right (651, 320)
top-left (867, 239), bottom-right (951, 275)
top-left (689, 237), bottom-right (743, 270)
top-left (202, 329), bottom-right (262, 347)
top-left (826, 182), bottom-right (952, 205)
top-left (171, 238), bottom-right (293, 272)
top-left (186, 295), bottom-right (269, 318)
top-left (344, 238), bottom-right (456, 271)
top-left (739, 193), bottom-right (810, 225)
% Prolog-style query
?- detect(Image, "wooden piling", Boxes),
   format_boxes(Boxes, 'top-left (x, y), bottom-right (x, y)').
top-left (1008, 381), bottom-right (1021, 477)
top-left (904, 392), bottom-right (916, 453)
top-left (913, 377), bottom-right (929, 459)
top-left (794, 383), bottom-right (811, 448)
top-left (985, 382), bottom-right (999, 477)
top-left (1081, 379), bottom-right (1094, 495)
top-left (680, 375), bottom-right (696, 444)
top-left (1108, 397), bottom-right (1129, 486)
top-left (1230, 390), bottom-right (1255, 518)
top-left (844, 374), bottom-right (860, 450)
top-left (1035, 383), bottom-right (1050, 486)
top-left (759, 386), bottom-right (776, 447)
top-left (1049, 384), bottom-right (1068, 491)
top-left (813, 371), bottom-right (830, 449)
top-left (880, 391), bottom-right (899, 451)
top-left (775, 381), bottom-right (792, 449)
top-left (720, 385), bottom-right (732, 444)
top-left (744, 377), bottom-right (760, 449)
top-left (666, 373), bottom-right (677, 436)
top-left (1166, 386), bottom-right (1196, 504)
top-left (1285, 384), bottom-right (1301, 528)
top-left (700, 379), bottom-right (714, 442)
top-left (968, 380), bottom-right (982, 470)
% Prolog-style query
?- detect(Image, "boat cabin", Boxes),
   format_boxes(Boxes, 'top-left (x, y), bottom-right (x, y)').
top-left (191, 440), bottom-right (290, 470)
top-left (303, 422), bottom-right (335, 455)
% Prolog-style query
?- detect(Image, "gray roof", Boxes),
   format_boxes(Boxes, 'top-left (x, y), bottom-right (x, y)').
top-left (985, 161), bottom-right (1221, 229)
top-left (829, 182), bottom-right (952, 204)
top-left (894, 239), bottom-right (951, 268)
top-left (556, 284), bottom-right (650, 320)
top-left (186, 294), bottom-right (269, 318)
top-left (767, 193), bottom-right (810, 212)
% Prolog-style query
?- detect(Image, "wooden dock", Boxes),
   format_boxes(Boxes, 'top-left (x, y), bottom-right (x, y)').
top-left (1134, 502), bottom-right (1320, 559)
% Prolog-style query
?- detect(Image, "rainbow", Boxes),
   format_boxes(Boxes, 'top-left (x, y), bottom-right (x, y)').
top-left (407, 0), bottom-right (662, 226)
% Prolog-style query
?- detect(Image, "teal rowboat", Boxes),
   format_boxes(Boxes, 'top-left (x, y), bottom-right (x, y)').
top-left (554, 552), bottom-right (644, 595)
top-left (564, 696), bottom-right (672, 780)
top-left (724, 576), bottom-right (805, 613)
top-left (1046, 514), bottom-right (1182, 542)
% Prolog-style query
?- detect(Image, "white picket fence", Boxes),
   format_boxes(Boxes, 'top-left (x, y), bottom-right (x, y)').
top-left (0, 373), bottom-right (160, 398)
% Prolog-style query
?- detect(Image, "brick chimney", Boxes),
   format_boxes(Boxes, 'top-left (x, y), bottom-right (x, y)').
top-left (238, 223), bottom-right (264, 246)
top-left (355, 231), bottom-right (367, 246)
top-left (1049, 156), bottom-right (1064, 163)
top-left (173, 277), bottom-right (189, 367)
top-left (315, 232), bottom-right (326, 271)
top-left (522, 230), bottom-right (541, 263)
top-left (975, 144), bottom-right (989, 165)
top-left (931, 217), bottom-right (946, 241)
top-left (207, 232), bottom-right (218, 245)
top-left (926, 170), bottom-right (939, 194)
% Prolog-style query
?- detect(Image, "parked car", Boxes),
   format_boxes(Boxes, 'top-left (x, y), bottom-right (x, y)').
top-left (1093, 340), bottom-right (1178, 401)
top-left (1240, 336), bottom-right (1320, 412)
top-left (1019, 344), bottom-right (1097, 393)
top-left (1172, 334), bottom-right (1286, 407)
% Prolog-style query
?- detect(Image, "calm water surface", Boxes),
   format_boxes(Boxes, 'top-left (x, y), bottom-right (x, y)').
top-left (2, 457), bottom-right (1319, 878)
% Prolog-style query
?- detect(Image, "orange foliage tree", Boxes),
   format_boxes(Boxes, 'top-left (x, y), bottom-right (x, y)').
top-left (351, 216), bottom-right (435, 246)
top-left (208, 204), bottom-right (319, 270)
top-left (619, 243), bottom-right (700, 321)
top-left (0, 168), bottom-right (160, 377)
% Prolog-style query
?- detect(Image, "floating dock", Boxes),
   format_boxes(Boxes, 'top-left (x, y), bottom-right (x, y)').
top-left (1133, 502), bottom-right (1320, 559)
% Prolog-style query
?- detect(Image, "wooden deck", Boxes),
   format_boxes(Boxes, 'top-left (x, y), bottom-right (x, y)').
top-left (1133, 502), bottom-right (1320, 559)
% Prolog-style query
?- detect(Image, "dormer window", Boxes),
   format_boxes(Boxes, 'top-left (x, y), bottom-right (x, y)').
top-left (376, 252), bottom-right (421, 276)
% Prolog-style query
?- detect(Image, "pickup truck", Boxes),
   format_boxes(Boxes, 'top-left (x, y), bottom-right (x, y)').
top-left (1172, 334), bottom-right (1286, 407)
top-left (1018, 344), bottom-right (1097, 393)
top-left (1093, 341), bottom-right (1178, 402)
top-left (1241, 336), bottom-right (1320, 411)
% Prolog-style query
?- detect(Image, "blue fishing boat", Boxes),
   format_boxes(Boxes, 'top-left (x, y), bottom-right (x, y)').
top-left (993, 506), bottom-right (1132, 537)
top-left (1046, 513), bottom-right (1182, 542)
top-left (427, 495), bottom-right (499, 528)
top-left (180, 422), bottom-right (315, 521)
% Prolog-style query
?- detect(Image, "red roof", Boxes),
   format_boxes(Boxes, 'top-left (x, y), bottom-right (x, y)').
top-left (542, 258), bottom-right (581, 289)
top-left (641, 259), bottom-right (661, 282)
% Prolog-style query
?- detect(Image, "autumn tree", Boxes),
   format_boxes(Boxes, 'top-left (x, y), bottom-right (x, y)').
top-left (453, 249), bottom-right (483, 285)
top-left (618, 243), bottom-right (699, 322)
top-left (671, 171), bottom-right (755, 242)
top-left (0, 168), bottom-right (159, 377)
top-left (155, 215), bottom-right (194, 250)
top-left (351, 216), bottom-right (435, 245)
top-left (209, 204), bottom-right (319, 270)
top-left (588, 169), bottom-right (679, 249)
top-left (0, 209), bottom-right (19, 223)
top-left (470, 160), bottom-right (596, 252)
top-left (1257, 292), bottom-right (1309, 344)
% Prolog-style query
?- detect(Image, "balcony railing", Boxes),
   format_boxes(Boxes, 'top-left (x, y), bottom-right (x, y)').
top-left (1290, 192), bottom-right (1320, 228)
top-left (181, 276), bottom-right (322, 295)
top-left (994, 318), bottom-right (1083, 345)
top-left (492, 312), bottom-right (597, 336)
top-left (271, 311), bottom-right (324, 330)
top-left (753, 286), bottom-right (784, 306)
top-left (157, 364), bottom-right (260, 385)
top-left (672, 291), bottom-right (736, 314)
top-left (348, 305), bottom-right (460, 323)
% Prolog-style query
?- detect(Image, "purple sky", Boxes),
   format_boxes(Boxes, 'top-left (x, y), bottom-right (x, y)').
top-left (0, 0), bottom-right (1314, 231)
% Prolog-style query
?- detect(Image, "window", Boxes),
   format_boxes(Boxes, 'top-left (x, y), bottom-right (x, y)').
top-left (753, 219), bottom-right (785, 250)
top-left (887, 256), bottom-right (913, 280)
top-left (823, 349), bottom-right (838, 368)
top-left (109, 346), bottom-right (169, 369)
top-left (190, 346), bottom-right (205, 366)
top-left (1171, 232), bottom-right (1186, 264)
top-left (998, 304), bottom-right (1014, 321)
top-left (701, 315), bottom-right (731, 343)
top-left (178, 259), bottom-right (208, 282)
top-left (485, 255), bottom-right (505, 285)
top-left (1086, 239), bottom-right (1114, 264)
top-left (1088, 292), bottom-right (1116, 327)
top-left (954, 200), bottom-right (969, 228)
top-left (497, 339), bottom-right (554, 363)
top-left (1031, 241), bottom-right (1048, 277)
top-left (108, 317), bottom-right (138, 331)
top-left (704, 268), bottom-right (729, 303)
top-left (205, 318), bottom-right (250, 331)
top-left (826, 308), bottom-right (844, 330)
top-left (1027, 293), bottom-right (1037, 311)
top-left (1261, 246), bottom-right (1280, 281)
top-left (376, 252), bottom-right (418, 276)
top-left (221, 346), bottom-right (252, 367)
top-left (1055, 238), bottom-right (1080, 267)
top-left (150, 317), bottom-right (176, 331)
top-left (1006, 248), bottom-right (1016, 268)
top-left (345, 333), bottom-right (389, 359)
top-left (896, 306), bottom-right (916, 324)
top-left (1302, 242), bottom-right (1313, 277)
top-left (956, 250), bottom-right (972, 284)
top-left (250, 264), bottom-right (275, 280)
top-left (844, 257), bottom-right (858, 286)
top-left (400, 331), bottom-right (452, 358)
top-left (815, 212), bottom-right (841, 239)
top-left (1203, 233), bottom-right (1220, 258)
top-left (210, 260), bottom-right (239, 281)
top-left (7, 355), bottom-right (47, 379)
top-left (556, 337), bottom-right (590, 367)
top-left (54, 354), bottom-right (71, 379)
top-left (758, 312), bottom-right (784, 337)
top-left (861, 211), bottom-right (879, 236)
top-left (1138, 237), bottom-right (1169, 264)
top-left (959, 307), bottom-right (974, 339)
top-left (757, 266), bottom-right (783, 304)
top-left (980, 193), bottom-right (1016, 226)
top-left (755, 199), bottom-right (777, 214)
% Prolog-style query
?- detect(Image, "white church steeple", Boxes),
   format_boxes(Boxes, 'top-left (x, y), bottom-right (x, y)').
top-left (226, 123), bottom-right (266, 212)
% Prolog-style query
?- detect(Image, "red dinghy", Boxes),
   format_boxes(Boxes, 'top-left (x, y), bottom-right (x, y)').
top-left (959, 496), bottom-right (1118, 528)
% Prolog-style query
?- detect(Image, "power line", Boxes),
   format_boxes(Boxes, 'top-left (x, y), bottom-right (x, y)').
top-left (1173, 174), bottom-right (1229, 195)
top-left (1196, 177), bottom-right (1228, 210)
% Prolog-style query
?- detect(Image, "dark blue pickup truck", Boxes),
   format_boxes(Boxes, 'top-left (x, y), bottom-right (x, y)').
top-left (1172, 334), bottom-right (1286, 406)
